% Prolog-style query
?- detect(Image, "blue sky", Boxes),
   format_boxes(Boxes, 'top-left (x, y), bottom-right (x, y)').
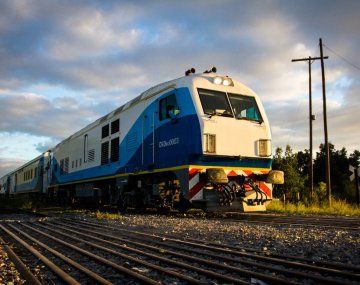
top-left (0, 0), bottom-right (359, 176)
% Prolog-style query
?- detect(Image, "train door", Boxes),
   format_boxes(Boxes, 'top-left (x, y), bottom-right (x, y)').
top-left (42, 151), bottom-right (52, 193)
top-left (14, 173), bottom-right (17, 193)
top-left (6, 176), bottom-right (11, 195)
top-left (142, 110), bottom-right (156, 168)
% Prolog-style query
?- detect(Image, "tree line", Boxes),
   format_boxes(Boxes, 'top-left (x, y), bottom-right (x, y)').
top-left (272, 143), bottom-right (360, 204)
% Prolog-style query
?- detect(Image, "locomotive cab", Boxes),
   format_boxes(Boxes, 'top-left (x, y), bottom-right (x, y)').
top-left (185, 72), bottom-right (283, 211)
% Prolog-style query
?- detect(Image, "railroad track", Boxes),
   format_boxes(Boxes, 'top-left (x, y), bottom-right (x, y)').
top-left (66, 207), bottom-right (360, 231)
top-left (173, 212), bottom-right (360, 231)
top-left (224, 213), bottom-right (360, 230)
top-left (1, 216), bottom-right (359, 284)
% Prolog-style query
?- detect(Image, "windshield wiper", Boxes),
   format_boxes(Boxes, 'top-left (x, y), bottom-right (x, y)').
top-left (205, 110), bottom-right (234, 118)
top-left (218, 113), bottom-right (234, 118)
top-left (237, 117), bottom-right (262, 123)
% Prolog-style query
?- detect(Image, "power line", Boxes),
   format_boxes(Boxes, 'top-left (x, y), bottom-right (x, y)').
top-left (323, 43), bottom-right (360, 71)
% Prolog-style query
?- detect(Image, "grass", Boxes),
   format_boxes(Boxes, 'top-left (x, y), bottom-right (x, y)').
top-left (0, 196), bottom-right (42, 211)
top-left (92, 210), bottom-right (122, 220)
top-left (267, 199), bottom-right (360, 216)
top-left (38, 208), bottom-right (123, 220)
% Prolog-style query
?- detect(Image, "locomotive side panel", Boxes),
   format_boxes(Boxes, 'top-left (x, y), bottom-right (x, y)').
top-left (49, 86), bottom-right (200, 188)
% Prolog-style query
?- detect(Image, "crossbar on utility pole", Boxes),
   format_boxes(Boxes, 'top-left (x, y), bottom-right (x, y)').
top-left (291, 55), bottom-right (328, 198)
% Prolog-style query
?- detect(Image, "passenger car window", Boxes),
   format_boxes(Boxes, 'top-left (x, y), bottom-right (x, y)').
top-left (159, 94), bottom-right (180, 121)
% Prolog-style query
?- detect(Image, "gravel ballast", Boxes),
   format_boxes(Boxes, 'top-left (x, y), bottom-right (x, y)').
top-left (81, 214), bottom-right (360, 266)
top-left (0, 244), bottom-right (24, 285)
top-left (1, 212), bottom-right (359, 283)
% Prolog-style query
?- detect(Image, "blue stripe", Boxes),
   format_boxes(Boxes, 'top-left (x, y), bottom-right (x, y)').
top-left (189, 154), bottom-right (272, 168)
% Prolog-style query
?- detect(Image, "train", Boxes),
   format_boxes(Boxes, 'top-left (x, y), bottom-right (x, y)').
top-left (0, 67), bottom-right (283, 212)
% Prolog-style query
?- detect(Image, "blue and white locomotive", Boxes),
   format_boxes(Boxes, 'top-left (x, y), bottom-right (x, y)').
top-left (0, 68), bottom-right (283, 212)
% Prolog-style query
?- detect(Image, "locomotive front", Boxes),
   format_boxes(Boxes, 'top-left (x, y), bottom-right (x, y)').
top-left (185, 71), bottom-right (283, 211)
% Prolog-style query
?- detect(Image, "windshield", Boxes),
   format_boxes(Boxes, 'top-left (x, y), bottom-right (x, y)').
top-left (228, 93), bottom-right (263, 122)
top-left (198, 89), bottom-right (233, 117)
top-left (197, 88), bottom-right (263, 122)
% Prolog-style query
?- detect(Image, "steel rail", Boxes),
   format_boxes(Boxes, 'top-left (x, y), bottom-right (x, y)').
top-left (30, 221), bottom-right (248, 284)
top-left (230, 217), bottom-right (359, 226)
top-left (94, 227), bottom-right (351, 285)
top-left (65, 217), bottom-right (360, 271)
top-left (206, 213), bottom-right (360, 222)
top-left (0, 224), bottom-right (81, 285)
top-left (51, 220), bottom-right (298, 285)
top-left (245, 215), bottom-right (360, 222)
top-left (64, 218), bottom-right (360, 279)
top-left (7, 223), bottom-right (113, 285)
top-left (0, 236), bottom-right (42, 285)
top-left (181, 213), bottom-right (360, 230)
top-left (18, 223), bottom-right (160, 285)
top-left (184, 237), bottom-right (360, 272)
top-left (197, 217), bottom-right (359, 230)
top-left (118, 226), bottom-right (360, 280)
top-left (228, 219), bottom-right (360, 230)
top-left (59, 220), bottom-right (353, 285)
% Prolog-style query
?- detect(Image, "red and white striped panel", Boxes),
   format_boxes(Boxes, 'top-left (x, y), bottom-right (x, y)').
top-left (188, 168), bottom-right (272, 201)
top-left (188, 168), bottom-right (205, 201)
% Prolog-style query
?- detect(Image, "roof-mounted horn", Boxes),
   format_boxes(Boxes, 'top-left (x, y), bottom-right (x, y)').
top-left (204, 66), bottom-right (217, 74)
top-left (185, 68), bottom-right (196, 76)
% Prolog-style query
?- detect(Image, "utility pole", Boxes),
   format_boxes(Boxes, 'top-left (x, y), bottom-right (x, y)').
top-left (349, 165), bottom-right (359, 205)
top-left (319, 38), bottom-right (331, 206)
top-left (356, 168), bottom-right (359, 206)
top-left (291, 55), bottom-right (328, 198)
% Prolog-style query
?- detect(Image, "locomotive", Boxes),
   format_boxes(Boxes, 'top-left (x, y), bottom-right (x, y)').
top-left (0, 67), bottom-right (283, 212)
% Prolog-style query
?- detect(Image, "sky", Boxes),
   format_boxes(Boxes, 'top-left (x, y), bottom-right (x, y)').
top-left (0, 0), bottom-right (359, 177)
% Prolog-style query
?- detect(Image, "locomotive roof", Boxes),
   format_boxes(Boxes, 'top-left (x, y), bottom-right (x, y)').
top-left (55, 73), bottom-right (256, 148)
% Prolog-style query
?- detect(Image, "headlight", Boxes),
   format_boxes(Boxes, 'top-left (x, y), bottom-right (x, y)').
top-left (222, 78), bottom-right (233, 86)
top-left (258, 139), bottom-right (271, 157)
top-left (213, 77), bottom-right (223, 85)
top-left (204, 134), bottom-right (216, 153)
top-left (213, 76), bottom-right (234, 86)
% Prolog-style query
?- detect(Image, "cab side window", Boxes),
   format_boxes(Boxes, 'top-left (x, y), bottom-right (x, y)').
top-left (159, 94), bottom-right (180, 121)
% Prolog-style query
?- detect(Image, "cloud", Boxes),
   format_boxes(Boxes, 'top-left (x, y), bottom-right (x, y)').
top-left (0, 0), bottom-right (359, 176)
top-left (34, 140), bottom-right (57, 153)
top-left (0, 157), bottom-right (27, 178)
top-left (0, 91), bottom-right (98, 139)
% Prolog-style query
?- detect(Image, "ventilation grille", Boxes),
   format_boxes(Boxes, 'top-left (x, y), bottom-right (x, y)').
top-left (88, 149), bottom-right (95, 162)
top-left (111, 119), bottom-right (120, 134)
top-left (64, 157), bottom-right (69, 173)
top-left (101, 142), bottom-right (109, 165)
top-left (102, 124), bottom-right (109, 139)
top-left (111, 137), bottom-right (119, 162)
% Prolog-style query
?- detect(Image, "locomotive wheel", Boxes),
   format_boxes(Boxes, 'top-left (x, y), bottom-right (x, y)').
top-left (157, 206), bottom-right (171, 214)
top-left (117, 194), bottom-right (127, 213)
top-left (177, 197), bottom-right (191, 213)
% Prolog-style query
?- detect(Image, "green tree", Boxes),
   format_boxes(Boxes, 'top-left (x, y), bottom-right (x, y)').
top-left (349, 150), bottom-right (360, 168)
top-left (272, 145), bottom-right (305, 201)
top-left (313, 143), bottom-right (357, 201)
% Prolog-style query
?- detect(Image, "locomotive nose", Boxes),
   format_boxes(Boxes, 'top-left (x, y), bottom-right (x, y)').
top-left (206, 168), bottom-right (228, 184)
